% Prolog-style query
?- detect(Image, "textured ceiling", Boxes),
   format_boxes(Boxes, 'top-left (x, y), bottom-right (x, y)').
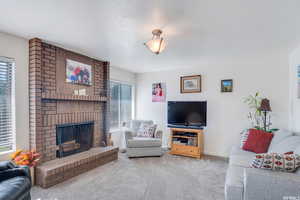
top-left (0, 0), bottom-right (300, 73)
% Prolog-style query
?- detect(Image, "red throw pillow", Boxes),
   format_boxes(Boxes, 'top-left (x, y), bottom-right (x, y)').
top-left (242, 129), bottom-right (274, 153)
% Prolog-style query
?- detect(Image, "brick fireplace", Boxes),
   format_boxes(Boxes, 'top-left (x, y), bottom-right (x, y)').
top-left (29, 38), bottom-right (118, 188)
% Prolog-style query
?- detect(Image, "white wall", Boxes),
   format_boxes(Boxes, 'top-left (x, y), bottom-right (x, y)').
top-left (289, 46), bottom-right (300, 132)
top-left (110, 66), bottom-right (136, 84)
top-left (136, 56), bottom-right (289, 157)
top-left (0, 32), bottom-right (29, 160)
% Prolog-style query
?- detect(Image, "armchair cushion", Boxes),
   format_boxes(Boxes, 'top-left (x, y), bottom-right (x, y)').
top-left (127, 137), bottom-right (162, 148)
top-left (129, 120), bottom-right (153, 135)
top-left (0, 176), bottom-right (31, 200)
top-left (0, 162), bottom-right (31, 200)
top-left (137, 124), bottom-right (157, 137)
top-left (0, 168), bottom-right (30, 182)
top-left (154, 130), bottom-right (163, 139)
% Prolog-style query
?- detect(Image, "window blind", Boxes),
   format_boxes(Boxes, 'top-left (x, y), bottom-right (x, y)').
top-left (0, 57), bottom-right (14, 153)
top-left (110, 81), bottom-right (132, 130)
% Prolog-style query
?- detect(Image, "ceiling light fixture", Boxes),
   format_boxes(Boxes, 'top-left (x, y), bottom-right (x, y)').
top-left (144, 29), bottom-right (166, 54)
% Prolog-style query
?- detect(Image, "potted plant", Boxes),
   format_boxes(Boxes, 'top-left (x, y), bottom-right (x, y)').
top-left (10, 150), bottom-right (40, 185)
top-left (244, 92), bottom-right (278, 133)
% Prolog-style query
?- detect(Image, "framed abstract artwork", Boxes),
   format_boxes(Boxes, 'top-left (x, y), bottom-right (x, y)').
top-left (66, 59), bottom-right (92, 86)
top-left (152, 82), bottom-right (166, 102)
top-left (221, 79), bottom-right (233, 92)
top-left (180, 75), bottom-right (201, 93)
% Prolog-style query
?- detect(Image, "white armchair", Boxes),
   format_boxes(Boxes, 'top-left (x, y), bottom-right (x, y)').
top-left (124, 120), bottom-right (163, 158)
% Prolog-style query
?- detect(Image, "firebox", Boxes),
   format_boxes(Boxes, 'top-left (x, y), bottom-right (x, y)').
top-left (56, 121), bottom-right (94, 158)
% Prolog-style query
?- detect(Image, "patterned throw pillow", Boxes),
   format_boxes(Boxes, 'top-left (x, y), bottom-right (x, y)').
top-left (137, 124), bottom-right (157, 138)
top-left (251, 153), bottom-right (300, 172)
top-left (240, 129), bottom-right (249, 148)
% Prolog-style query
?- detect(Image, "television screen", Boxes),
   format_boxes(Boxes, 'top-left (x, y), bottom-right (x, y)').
top-left (168, 101), bottom-right (207, 128)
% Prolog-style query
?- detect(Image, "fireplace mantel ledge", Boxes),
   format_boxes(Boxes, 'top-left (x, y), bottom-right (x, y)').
top-left (42, 92), bottom-right (107, 102)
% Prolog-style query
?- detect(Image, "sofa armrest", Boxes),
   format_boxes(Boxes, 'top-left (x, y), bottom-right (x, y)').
top-left (0, 161), bottom-right (16, 171)
top-left (154, 130), bottom-right (163, 139)
top-left (124, 130), bottom-right (133, 146)
top-left (0, 167), bottom-right (31, 182)
top-left (244, 168), bottom-right (300, 200)
top-left (18, 165), bottom-right (31, 179)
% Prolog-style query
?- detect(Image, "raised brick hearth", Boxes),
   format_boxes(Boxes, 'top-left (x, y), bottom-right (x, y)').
top-left (29, 38), bottom-right (118, 187)
top-left (36, 147), bottom-right (118, 188)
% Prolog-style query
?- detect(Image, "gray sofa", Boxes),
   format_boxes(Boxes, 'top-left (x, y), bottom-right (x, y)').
top-left (124, 120), bottom-right (163, 158)
top-left (225, 130), bottom-right (300, 200)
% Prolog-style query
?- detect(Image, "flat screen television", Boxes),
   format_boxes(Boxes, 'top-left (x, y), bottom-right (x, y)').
top-left (167, 101), bottom-right (207, 128)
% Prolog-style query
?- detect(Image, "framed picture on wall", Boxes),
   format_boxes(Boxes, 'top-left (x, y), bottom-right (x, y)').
top-left (180, 75), bottom-right (201, 93)
top-left (66, 59), bottom-right (92, 86)
top-left (152, 82), bottom-right (166, 102)
top-left (221, 79), bottom-right (233, 92)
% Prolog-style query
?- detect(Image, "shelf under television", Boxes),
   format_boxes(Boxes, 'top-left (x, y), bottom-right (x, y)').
top-left (169, 127), bottom-right (204, 159)
top-left (172, 143), bottom-right (197, 147)
top-left (172, 135), bottom-right (197, 139)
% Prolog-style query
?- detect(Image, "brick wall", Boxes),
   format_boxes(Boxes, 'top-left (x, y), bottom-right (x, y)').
top-left (29, 38), bottom-right (110, 163)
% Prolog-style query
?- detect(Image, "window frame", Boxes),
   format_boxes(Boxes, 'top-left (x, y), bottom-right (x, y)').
top-left (109, 80), bottom-right (135, 132)
top-left (0, 56), bottom-right (16, 155)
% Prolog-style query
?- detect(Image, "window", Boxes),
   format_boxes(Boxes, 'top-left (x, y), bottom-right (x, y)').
top-left (110, 81), bottom-right (133, 130)
top-left (0, 57), bottom-right (15, 153)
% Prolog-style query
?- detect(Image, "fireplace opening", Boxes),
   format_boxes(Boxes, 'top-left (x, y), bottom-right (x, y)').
top-left (56, 121), bottom-right (94, 158)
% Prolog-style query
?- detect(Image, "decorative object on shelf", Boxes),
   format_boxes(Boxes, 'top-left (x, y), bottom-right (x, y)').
top-left (180, 75), bottom-right (201, 93)
top-left (244, 92), bottom-right (278, 132)
top-left (152, 82), bottom-right (166, 102)
top-left (221, 79), bottom-right (233, 92)
top-left (73, 89), bottom-right (79, 95)
top-left (66, 59), bottom-right (92, 86)
top-left (78, 88), bottom-right (87, 96)
top-left (11, 150), bottom-right (41, 185)
top-left (144, 29), bottom-right (166, 54)
top-left (298, 65), bottom-right (300, 98)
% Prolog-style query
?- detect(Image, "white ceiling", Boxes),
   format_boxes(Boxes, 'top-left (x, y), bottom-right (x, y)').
top-left (0, 0), bottom-right (300, 73)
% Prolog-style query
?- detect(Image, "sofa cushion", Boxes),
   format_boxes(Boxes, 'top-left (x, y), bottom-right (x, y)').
top-left (295, 145), bottom-right (300, 155)
top-left (230, 145), bottom-right (255, 168)
top-left (0, 176), bottom-right (31, 200)
top-left (240, 129), bottom-right (250, 148)
top-left (225, 165), bottom-right (244, 200)
top-left (268, 129), bottom-right (294, 151)
top-left (242, 129), bottom-right (273, 153)
top-left (268, 136), bottom-right (300, 154)
top-left (251, 153), bottom-right (300, 172)
top-left (127, 137), bottom-right (161, 148)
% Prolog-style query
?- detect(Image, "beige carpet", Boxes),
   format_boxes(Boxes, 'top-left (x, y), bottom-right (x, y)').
top-left (31, 153), bottom-right (227, 200)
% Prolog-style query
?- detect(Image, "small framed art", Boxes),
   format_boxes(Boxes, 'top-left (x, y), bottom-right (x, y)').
top-left (221, 79), bottom-right (233, 92)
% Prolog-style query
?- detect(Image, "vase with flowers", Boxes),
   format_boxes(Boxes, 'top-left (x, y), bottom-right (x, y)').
top-left (10, 149), bottom-right (40, 185)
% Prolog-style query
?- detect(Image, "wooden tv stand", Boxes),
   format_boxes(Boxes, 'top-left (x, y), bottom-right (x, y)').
top-left (169, 127), bottom-right (204, 159)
